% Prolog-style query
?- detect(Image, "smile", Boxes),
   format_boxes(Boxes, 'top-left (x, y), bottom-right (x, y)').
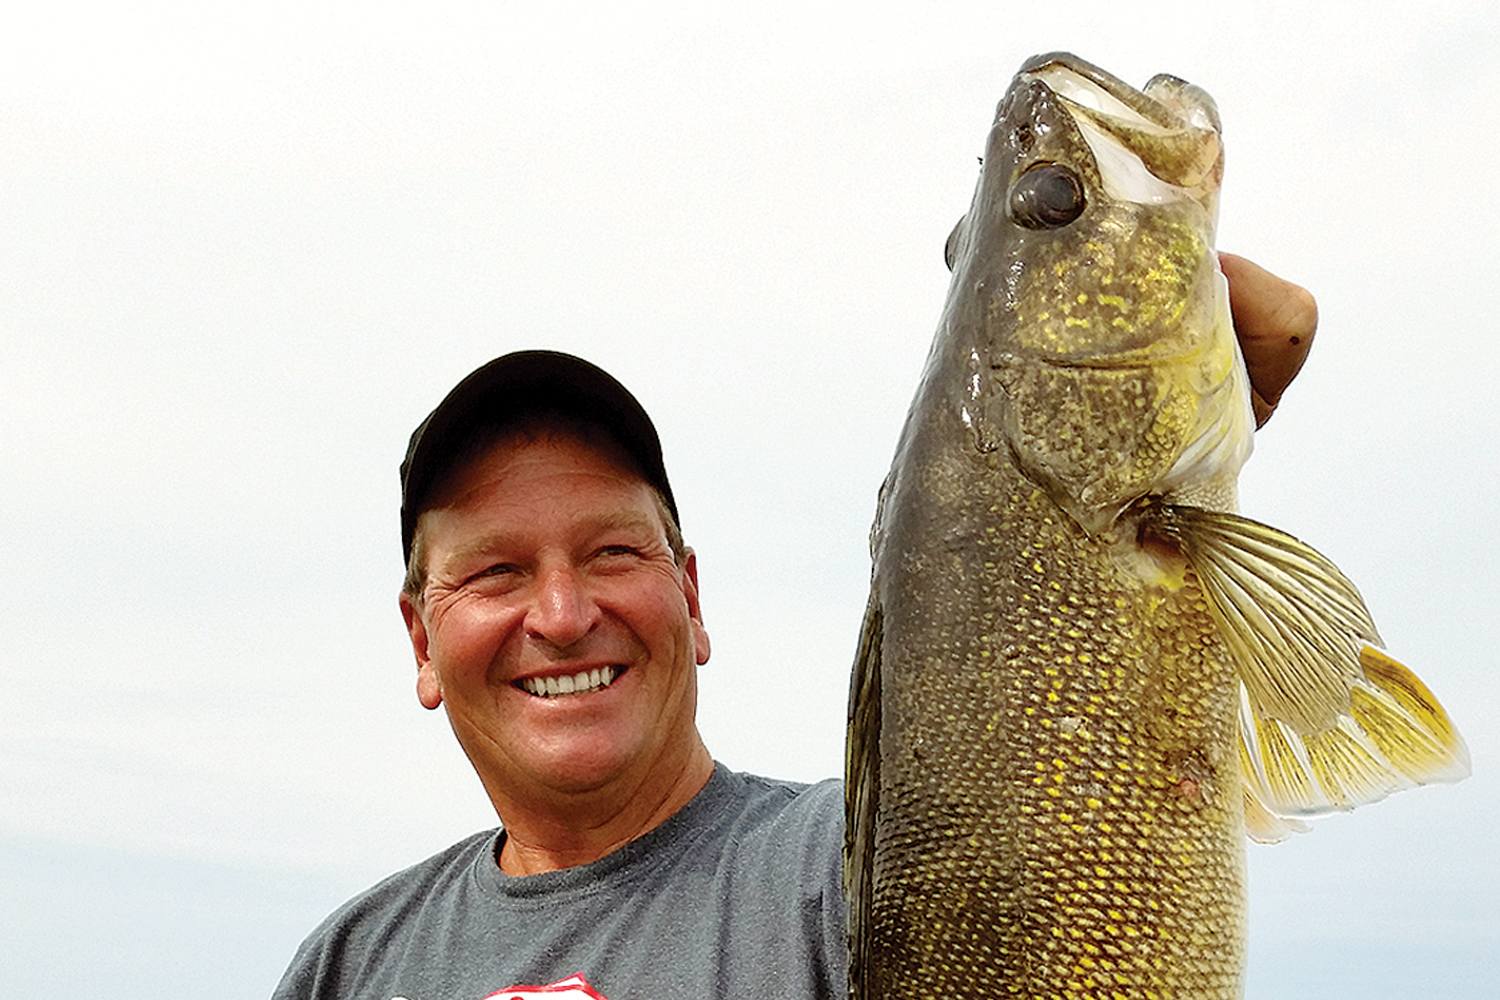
top-left (518, 666), bottom-right (621, 698)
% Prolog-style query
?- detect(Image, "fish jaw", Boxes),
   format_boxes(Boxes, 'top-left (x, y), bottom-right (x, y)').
top-left (1019, 52), bottom-right (1224, 215)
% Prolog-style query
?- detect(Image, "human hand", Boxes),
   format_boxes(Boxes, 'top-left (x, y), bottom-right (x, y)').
top-left (1220, 253), bottom-right (1318, 427)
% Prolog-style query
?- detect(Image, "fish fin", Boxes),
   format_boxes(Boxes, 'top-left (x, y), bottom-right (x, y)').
top-left (1147, 503), bottom-right (1470, 827)
top-left (1351, 645), bottom-right (1471, 784)
top-left (1241, 776), bottom-right (1309, 844)
top-left (845, 596), bottom-right (882, 1000)
top-left (1236, 649), bottom-right (1471, 822)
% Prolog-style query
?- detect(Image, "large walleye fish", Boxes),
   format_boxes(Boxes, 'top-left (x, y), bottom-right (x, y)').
top-left (845, 52), bottom-right (1469, 999)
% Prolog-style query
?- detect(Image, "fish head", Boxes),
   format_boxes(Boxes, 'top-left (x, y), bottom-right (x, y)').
top-left (945, 53), bottom-right (1253, 534)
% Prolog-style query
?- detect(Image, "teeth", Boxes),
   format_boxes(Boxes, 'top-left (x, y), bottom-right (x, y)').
top-left (520, 666), bottom-right (619, 698)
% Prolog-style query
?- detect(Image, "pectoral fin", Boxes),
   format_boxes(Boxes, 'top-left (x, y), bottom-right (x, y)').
top-left (1241, 779), bottom-right (1309, 844)
top-left (1146, 503), bottom-right (1470, 840)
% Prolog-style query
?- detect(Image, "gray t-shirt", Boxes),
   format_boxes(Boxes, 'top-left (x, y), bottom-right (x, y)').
top-left (273, 765), bottom-right (847, 1000)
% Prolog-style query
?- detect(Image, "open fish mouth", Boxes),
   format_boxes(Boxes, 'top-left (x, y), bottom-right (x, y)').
top-left (1019, 52), bottom-right (1222, 205)
top-left (517, 666), bottom-right (622, 698)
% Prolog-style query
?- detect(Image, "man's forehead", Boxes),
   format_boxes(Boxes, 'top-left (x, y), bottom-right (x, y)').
top-left (427, 418), bottom-right (651, 513)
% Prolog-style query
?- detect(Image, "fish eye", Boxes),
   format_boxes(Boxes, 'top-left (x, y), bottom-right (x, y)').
top-left (944, 217), bottom-right (964, 272)
top-left (1008, 163), bottom-right (1085, 229)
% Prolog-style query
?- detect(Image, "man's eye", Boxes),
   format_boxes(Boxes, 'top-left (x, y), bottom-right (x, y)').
top-left (469, 563), bottom-right (518, 583)
top-left (594, 543), bottom-right (655, 565)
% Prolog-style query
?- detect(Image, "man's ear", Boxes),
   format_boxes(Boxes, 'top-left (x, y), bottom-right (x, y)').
top-left (400, 592), bottom-right (444, 710)
top-left (682, 549), bottom-right (711, 666)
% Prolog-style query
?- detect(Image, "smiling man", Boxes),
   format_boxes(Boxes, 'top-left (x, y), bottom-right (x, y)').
top-left (402, 405), bottom-right (714, 875)
top-left (273, 254), bottom-right (1315, 1000)
top-left (274, 351), bottom-right (850, 1000)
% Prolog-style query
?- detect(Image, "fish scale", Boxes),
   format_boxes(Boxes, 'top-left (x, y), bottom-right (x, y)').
top-left (867, 447), bottom-right (1245, 996)
top-left (846, 52), bottom-right (1467, 999)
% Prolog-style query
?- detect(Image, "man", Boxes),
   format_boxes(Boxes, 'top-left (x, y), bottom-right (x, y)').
top-left (273, 256), bottom-right (1316, 1000)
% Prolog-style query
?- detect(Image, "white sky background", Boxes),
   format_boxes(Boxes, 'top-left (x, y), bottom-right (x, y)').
top-left (3, 1), bottom-right (1496, 996)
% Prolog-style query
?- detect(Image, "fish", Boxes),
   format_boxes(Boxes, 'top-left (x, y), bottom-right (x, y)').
top-left (844, 52), bottom-right (1470, 1000)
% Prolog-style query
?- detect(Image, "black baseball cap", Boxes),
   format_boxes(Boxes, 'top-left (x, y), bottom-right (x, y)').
top-left (399, 350), bottom-right (677, 562)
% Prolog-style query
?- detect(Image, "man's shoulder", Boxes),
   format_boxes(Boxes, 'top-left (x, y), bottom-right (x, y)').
top-left (363, 827), bottom-right (496, 896)
top-left (299, 829), bottom-right (497, 945)
top-left (272, 829), bottom-right (502, 998)
top-left (715, 767), bottom-right (843, 821)
top-left (661, 767), bottom-right (845, 982)
top-left (687, 766), bottom-right (844, 872)
top-left (726, 766), bottom-right (842, 797)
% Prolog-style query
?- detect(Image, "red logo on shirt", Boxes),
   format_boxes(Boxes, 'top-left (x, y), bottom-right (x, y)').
top-left (483, 974), bottom-right (608, 1000)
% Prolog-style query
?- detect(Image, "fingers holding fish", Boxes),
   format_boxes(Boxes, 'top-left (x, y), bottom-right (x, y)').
top-left (1219, 251), bottom-right (1318, 427)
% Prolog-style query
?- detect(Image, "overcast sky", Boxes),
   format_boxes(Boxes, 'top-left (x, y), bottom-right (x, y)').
top-left (3, 2), bottom-right (1496, 997)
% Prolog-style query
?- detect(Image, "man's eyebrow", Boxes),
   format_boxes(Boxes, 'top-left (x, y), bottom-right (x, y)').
top-left (589, 510), bottom-right (663, 537)
top-left (438, 512), bottom-right (665, 572)
top-left (437, 534), bottom-right (521, 575)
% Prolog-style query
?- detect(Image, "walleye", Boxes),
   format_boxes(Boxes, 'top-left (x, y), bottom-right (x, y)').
top-left (845, 52), bottom-right (1469, 999)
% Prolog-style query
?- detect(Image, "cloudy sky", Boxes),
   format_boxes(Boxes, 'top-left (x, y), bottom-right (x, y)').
top-left (3, 2), bottom-right (1496, 996)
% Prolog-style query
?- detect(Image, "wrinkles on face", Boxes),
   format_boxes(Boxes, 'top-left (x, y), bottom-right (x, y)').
top-left (420, 511), bottom-right (684, 689)
top-left (402, 431), bottom-right (712, 815)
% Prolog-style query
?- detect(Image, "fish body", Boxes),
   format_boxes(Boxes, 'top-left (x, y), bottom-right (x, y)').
top-left (845, 53), bottom-right (1468, 999)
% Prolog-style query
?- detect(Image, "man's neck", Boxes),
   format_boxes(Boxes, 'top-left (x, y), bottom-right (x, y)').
top-left (491, 742), bottom-right (715, 875)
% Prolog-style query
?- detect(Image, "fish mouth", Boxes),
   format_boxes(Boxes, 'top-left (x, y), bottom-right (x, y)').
top-left (516, 665), bottom-right (624, 698)
top-left (1019, 52), bottom-right (1222, 206)
top-left (1031, 355), bottom-right (1168, 372)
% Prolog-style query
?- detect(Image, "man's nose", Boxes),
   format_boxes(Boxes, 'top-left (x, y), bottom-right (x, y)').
top-left (524, 563), bottom-right (598, 649)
